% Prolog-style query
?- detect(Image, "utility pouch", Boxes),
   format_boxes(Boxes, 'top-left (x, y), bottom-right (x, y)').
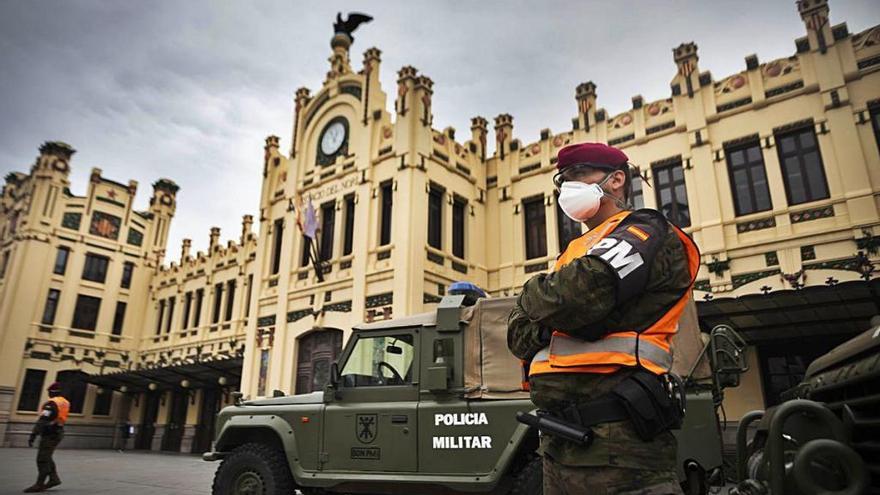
top-left (611, 371), bottom-right (684, 441)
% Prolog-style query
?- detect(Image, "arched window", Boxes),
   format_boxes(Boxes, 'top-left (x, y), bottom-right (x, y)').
top-left (295, 329), bottom-right (343, 394)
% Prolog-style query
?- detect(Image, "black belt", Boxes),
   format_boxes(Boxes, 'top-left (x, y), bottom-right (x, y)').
top-left (557, 396), bottom-right (630, 428)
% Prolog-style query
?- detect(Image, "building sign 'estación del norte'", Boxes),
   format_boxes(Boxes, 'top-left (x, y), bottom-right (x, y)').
top-left (0, 0), bottom-right (878, 452)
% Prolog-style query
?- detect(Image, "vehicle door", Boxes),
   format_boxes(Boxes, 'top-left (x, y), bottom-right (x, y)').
top-left (322, 329), bottom-right (419, 472)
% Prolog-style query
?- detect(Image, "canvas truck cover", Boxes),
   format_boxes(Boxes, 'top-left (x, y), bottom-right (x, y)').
top-left (461, 294), bottom-right (707, 399)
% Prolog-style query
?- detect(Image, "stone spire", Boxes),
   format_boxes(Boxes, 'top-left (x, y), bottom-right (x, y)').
top-left (241, 214), bottom-right (253, 243)
top-left (798, 0), bottom-right (831, 53)
top-left (209, 227), bottom-right (220, 251)
top-left (575, 81), bottom-right (597, 132)
top-left (673, 42), bottom-right (700, 98)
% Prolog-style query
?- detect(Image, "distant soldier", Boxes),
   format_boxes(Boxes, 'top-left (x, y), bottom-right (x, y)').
top-left (508, 142), bottom-right (699, 494)
top-left (24, 381), bottom-right (69, 492)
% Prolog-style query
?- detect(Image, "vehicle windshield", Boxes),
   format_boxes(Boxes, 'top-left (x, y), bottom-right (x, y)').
top-left (340, 334), bottom-right (415, 387)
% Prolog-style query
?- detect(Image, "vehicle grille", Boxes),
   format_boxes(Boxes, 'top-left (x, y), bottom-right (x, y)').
top-left (807, 350), bottom-right (880, 494)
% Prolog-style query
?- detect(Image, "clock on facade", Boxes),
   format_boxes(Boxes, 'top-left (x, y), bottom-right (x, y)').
top-left (317, 117), bottom-right (349, 166)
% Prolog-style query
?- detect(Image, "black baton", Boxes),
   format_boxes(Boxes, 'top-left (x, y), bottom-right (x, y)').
top-left (516, 411), bottom-right (594, 447)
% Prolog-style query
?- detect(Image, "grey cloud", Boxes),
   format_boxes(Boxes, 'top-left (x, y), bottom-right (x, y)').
top-left (2, 0), bottom-right (878, 257)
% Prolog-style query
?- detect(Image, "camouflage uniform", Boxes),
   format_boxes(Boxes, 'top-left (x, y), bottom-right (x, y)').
top-left (508, 214), bottom-right (692, 495)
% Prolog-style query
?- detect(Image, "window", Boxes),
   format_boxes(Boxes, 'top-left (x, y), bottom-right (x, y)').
top-left (120, 261), bottom-right (134, 289)
top-left (56, 370), bottom-right (86, 414)
top-left (92, 389), bottom-right (112, 416)
top-left (726, 141), bottom-right (772, 216)
top-left (343, 195), bottom-right (355, 256)
top-left (71, 294), bottom-right (101, 331)
top-left (428, 186), bottom-right (443, 250)
top-left (523, 197), bottom-right (547, 260)
top-left (41, 289), bottom-right (61, 325)
top-left (182, 292), bottom-right (192, 330)
top-left (0, 250), bottom-right (8, 278)
top-left (155, 299), bottom-right (165, 335)
top-left (340, 334), bottom-right (415, 387)
top-left (319, 201), bottom-right (335, 262)
top-left (81, 253), bottom-right (109, 283)
top-left (165, 296), bottom-right (175, 333)
top-left (300, 235), bottom-right (312, 267)
top-left (245, 274), bottom-right (253, 317)
top-left (193, 289), bottom-right (204, 328)
top-left (212, 283), bottom-right (223, 324)
top-left (871, 105), bottom-right (880, 151)
top-left (271, 218), bottom-right (284, 275)
top-left (112, 301), bottom-right (126, 336)
top-left (17, 369), bottom-right (46, 411)
top-left (775, 126), bottom-right (829, 205)
top-left (653, 160), bottom-right (691, 228)
top-left (631, 168), bottom-right (645, 209)
top-left (53, 247), bottom-right (70, 275)
top-left (452, 196), bottom-right (466, 259)
top-left (225, 279), bottom-right (236, 321)
top-left (379, 181), bottom-right (393, 246)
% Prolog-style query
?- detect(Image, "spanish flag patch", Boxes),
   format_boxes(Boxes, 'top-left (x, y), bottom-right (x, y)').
top-left (627, 225), bottom-right (650, 241)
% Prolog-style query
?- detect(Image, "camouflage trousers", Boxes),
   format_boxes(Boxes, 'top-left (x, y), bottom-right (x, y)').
top-left (36, 432), bottom-right (63, 483)
top-left (543, 455), bottom-right (683, 495)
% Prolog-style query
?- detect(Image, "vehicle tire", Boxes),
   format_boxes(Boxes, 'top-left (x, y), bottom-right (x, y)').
top-left (212, 442), bottom-right (295, 495)
top-left (681, 461), bottom-right (707, 495)
top-left (509, 455), bottom-right (543, 495)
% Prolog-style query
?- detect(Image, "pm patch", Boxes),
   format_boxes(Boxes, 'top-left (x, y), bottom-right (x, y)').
top-left (587, 211), bottom-right (666, 303)
top-left (588, 237), bottom-right (645, 279)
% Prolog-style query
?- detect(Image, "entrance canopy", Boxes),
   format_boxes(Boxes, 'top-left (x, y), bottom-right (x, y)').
top-left (84, 357), bottom-right (242, 393)
top-left (697, 279), bottom-right (880, 343)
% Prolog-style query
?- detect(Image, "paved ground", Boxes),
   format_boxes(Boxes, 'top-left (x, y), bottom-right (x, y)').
top-left (0, 448), bottom-right (216, 495)
top-left (0, 448), bottom-right (735, 494)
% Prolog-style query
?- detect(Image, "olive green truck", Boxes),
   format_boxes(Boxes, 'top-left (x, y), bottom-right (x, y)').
top-left (204, 295), bottom-right (747, 495)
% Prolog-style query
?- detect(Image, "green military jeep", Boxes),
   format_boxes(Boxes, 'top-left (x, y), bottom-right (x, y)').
top-left (204, 295), bottom-right (745, 495)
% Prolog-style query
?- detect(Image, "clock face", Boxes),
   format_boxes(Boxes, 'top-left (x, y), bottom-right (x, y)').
top-left (320, 121), bottom-right (347, 156)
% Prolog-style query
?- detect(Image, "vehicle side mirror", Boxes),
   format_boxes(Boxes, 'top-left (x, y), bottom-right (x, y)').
top-left (330, 362), bottom-right (340, 387)
top-left (709, 324), bottom-right (748, 389)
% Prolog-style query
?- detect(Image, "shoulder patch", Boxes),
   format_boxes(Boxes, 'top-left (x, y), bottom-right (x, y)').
top-left (586, 209), bottom-right (669, 304)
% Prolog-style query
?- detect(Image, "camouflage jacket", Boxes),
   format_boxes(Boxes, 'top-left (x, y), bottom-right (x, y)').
top-left (507, 209), bottom-right (693, 469)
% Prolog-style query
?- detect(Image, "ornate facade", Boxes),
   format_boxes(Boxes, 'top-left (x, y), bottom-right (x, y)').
top-left (0, 0), bottom-right (878, 451)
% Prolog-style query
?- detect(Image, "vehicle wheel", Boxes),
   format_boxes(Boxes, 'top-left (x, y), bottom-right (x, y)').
top-left (681, 461), bottom-right (707, 495)
top-left (509, 455), bottom-right (543, 495)
top-left (212, 442), bottom-right (295, 495)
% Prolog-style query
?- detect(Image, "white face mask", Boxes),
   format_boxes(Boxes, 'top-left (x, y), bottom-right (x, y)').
top-left (557, 172), bottom-right (621, 222)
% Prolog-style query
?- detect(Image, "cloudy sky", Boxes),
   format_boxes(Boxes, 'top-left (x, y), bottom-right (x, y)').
top-left (2, 0), bottom-right (878, 259)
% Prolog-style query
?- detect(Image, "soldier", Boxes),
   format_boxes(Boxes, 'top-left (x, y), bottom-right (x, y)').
top-left (24, 381), bottom-right (69, 493)
top-left (508, 142), bottom-right (699, 495)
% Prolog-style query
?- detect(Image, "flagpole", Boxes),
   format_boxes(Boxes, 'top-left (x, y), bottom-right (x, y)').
top-left (310, 236), bottom-right (325, 283)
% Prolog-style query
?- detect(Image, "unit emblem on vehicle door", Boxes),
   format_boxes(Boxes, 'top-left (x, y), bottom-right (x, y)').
top-left (356, 414), bottom-right (378, 444)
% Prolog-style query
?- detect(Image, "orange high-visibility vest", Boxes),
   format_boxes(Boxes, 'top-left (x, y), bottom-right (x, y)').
top-left (47, 396), bottom-right (70, 426)
top-left (529, 210), bottom-right (700, 377)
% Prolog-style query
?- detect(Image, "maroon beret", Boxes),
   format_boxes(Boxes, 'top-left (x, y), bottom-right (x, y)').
top-left (556, 142), bottom-right (628, 171)
top-left (47, 382), bottom-right (62, 392)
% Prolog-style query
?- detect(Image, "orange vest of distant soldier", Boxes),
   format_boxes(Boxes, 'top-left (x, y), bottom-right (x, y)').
top-left (529, 210), bottom-right (700, 377)
top-left (47, 396), bottom-right (70, 426)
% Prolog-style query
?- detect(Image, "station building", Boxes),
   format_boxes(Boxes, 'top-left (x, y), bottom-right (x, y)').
top-left (0, 0), bottom-right (878, 451)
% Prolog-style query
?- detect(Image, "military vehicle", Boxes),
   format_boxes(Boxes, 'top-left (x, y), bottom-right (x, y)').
top-left (731, 320), bottom-right (878, 495)
top-left (204, 294), bottom-right (746, 495)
